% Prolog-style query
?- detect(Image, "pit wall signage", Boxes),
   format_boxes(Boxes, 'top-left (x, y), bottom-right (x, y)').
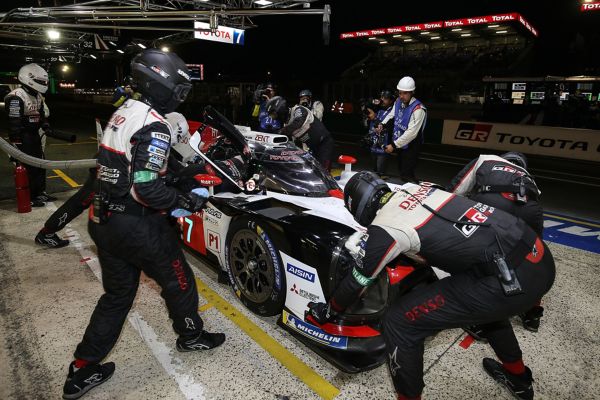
top-left (581, 2), bottom-right (600, 12)
top-left (340, 12), bottom-right (538, 39)
top-left (441, 120), bottom-right (600, 162)
top-left (194, 22), bottom-right (245, 45)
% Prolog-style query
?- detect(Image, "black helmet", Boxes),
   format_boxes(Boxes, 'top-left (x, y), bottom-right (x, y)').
top-left (380, 89), bottom-right (394, 100)
top-left (299, 89), bottom-right (313, 98)
top-left (344, 171), bottom-right (391, 226)
top-left (361, 97), bottom-right (381, 116)
top-left (265, 96), bottom-right (289, 121)
top-left (131, 49), bottom-right (192, 114)
top-left (123, 75), bottom-right (134, 87)
top-left (501, 152), bottom-right (528, 169)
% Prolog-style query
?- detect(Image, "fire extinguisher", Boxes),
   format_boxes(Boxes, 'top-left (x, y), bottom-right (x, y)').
top-left (14, 163), bottom-right (32, 213)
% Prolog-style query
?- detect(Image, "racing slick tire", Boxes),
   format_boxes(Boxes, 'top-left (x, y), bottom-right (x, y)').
top-left (225, 217), bottom-right (286, 316)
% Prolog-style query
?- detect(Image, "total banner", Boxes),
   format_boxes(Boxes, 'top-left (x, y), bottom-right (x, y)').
top-left (441, 120), bottom-right (600, 162)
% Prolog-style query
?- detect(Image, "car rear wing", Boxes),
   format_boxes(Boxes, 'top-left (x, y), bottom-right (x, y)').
top-left (234, 125), bottom-right (289, 145)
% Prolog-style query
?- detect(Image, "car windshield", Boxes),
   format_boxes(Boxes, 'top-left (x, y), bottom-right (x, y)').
top-left (252, 143), bottom-right (340, 197)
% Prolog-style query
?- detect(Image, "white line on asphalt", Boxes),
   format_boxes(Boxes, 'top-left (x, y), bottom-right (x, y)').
top-left (50, 202), bottom-right (207, 400)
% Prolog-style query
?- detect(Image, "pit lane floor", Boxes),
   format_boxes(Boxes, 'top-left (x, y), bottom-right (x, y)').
top-left (1, 108), bottom-right (599, 398)
top-left (1, 191), bottom-right (599, 400)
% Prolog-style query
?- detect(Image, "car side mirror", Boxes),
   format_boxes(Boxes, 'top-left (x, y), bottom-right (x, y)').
top-left (194, 174), bottom-right (222, 196)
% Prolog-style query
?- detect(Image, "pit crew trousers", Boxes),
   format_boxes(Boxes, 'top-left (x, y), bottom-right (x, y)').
top-left (396, 138), bottom-right (422, 183)
top-left (312, 135), bottom-right (334, 172)
top-left (43, 169), bottom-right (95, 233)
top-left (75, 213), bottom-right (203, 363)
top-left (382, 241), bottom-right (555, 398)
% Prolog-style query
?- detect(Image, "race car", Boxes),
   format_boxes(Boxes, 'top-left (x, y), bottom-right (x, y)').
top-left (174, 107), bottom-right (437, 373)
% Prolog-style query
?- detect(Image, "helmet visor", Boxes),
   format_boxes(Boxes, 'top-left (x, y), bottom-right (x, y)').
top-left (173, 83), bottom-right (192, 103)
top-left (33, 78), bottom-right (48, 87)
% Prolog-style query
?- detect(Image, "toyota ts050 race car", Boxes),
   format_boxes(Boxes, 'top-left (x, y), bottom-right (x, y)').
top-left (173, 107), bottom-right (437, 373)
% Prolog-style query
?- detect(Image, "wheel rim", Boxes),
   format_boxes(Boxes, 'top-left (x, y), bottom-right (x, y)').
top-left (229, 229), bottom-right (275, 303)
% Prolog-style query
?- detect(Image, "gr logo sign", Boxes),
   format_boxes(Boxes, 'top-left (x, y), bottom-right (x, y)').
top-left (455, 123), bottom-right (492, 142)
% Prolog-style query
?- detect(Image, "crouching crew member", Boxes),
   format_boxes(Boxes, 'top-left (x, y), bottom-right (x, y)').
top-left (449, 151), bottom-right (545, 333)
top-left (308, 171), bottom-right (555, 400)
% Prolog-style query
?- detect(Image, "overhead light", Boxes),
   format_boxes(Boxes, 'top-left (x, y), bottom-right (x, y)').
top-left (488, 24), bottom-right (499, 28)
top-left (137, 43), bottom-right (146, 49)
top-left (392, 34), bottom-right (402, 38)
top-left (403, 38), bottom-right (413, 42)
top-left (254, 0), bottom-right (273, 5)
top-left (431, 36), bottom-right (441, 40)
top-left (90, 54), bottom-right (97, 59)
top-left (116, 49), bottom-right (124, 54)
top-left (368, 37), bottom-right (378, 40)
top-left (461, 33), bottom-right (472, 37)
top-left (161, 46), bottom-right (170, 52)
top-left (420, 31), bottom-right (430, 35)
top-left (496, 30), bottom-right (508, 34)
top-left (379, 41), bottom-right (388, 44)
top-left (451, 28), bottom-right (462, 32)
top-left (61, 65), bottom-right (69, 72)
top-left (47, 30), bottom-right (60, 40)
top-left (108, 41), bottom-right (117, 46)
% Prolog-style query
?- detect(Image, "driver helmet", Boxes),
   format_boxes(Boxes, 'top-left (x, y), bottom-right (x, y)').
top-left (501, 151), bottom-right (528, 169)
top-left (344, 171), bottom-right (391, 226)
top-left (361, 97), bottom-right (381, 117)
top-left (165, 111), bottom-right (189, 145)
top-left (265, 96), bottom-right (289, 122)
top-left (131, 49), bottom-right (192, 115)
top-left (18, 63), bottom-right (48, 94)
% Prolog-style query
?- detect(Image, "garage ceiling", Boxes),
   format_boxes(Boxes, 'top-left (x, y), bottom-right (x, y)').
top-left (0, 0), bottom-right (330, 61)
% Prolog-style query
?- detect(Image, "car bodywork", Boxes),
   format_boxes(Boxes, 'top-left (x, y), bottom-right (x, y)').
top-left (174, 108), bottom-right (436, 372)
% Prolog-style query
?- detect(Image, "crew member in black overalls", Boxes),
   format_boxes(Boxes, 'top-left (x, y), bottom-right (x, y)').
top-left (449, 152), bottom-right (545, 333)
top-left (308, 172), bottom-right (555, 400)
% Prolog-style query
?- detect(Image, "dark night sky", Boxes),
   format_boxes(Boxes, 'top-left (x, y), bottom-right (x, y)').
top-left (172, 0), bottom-right (599, 80)
top-left (1, 1), bottom-right (598, 84)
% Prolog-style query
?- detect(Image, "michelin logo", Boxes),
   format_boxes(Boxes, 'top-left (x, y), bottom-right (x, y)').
top-left (283, 311), bottom-right (347, 349)
top-left (287, 263), bottom-right (315, 282)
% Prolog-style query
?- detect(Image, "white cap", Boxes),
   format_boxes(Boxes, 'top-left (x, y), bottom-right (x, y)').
top-left (397, 76), bottom-right (416, 92)
top-left (18, 63), bottom-right (48, 94)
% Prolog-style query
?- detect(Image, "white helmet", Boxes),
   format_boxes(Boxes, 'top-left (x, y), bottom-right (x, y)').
top-left (397, 76), bottom-right (416, 92)
top-left (165, 111), bottom-right (190, 145)
top-left (18, 63), bottom-right (48, 94)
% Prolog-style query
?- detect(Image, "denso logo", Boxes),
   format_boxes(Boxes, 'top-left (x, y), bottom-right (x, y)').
top-left (455, 123), bottom-right (492, 142)
top-left (287, 263), bottom-right (315, 282)
top-left (399, 185), bottom-right (434, 211)
top-left (204, 207), bottom-right (222, 219)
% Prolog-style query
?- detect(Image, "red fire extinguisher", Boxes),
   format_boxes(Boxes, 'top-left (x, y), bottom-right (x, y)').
top-left (14, 164), bottom-right (32, 213)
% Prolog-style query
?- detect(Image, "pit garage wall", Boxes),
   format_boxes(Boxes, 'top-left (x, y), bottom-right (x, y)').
top-left (440, 119), bottom-right (600, 162)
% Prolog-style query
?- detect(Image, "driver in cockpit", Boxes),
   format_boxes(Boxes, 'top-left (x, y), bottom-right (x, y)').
top-left (166, 112), bottom-right (250, 194)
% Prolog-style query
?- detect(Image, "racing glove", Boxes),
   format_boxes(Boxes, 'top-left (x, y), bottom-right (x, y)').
top-left (172, 188), bottom-right (209, 217)
top-left (167, 164), bottom-right (207, 193)
top-left (306, 302), bottom-right (335, 325)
